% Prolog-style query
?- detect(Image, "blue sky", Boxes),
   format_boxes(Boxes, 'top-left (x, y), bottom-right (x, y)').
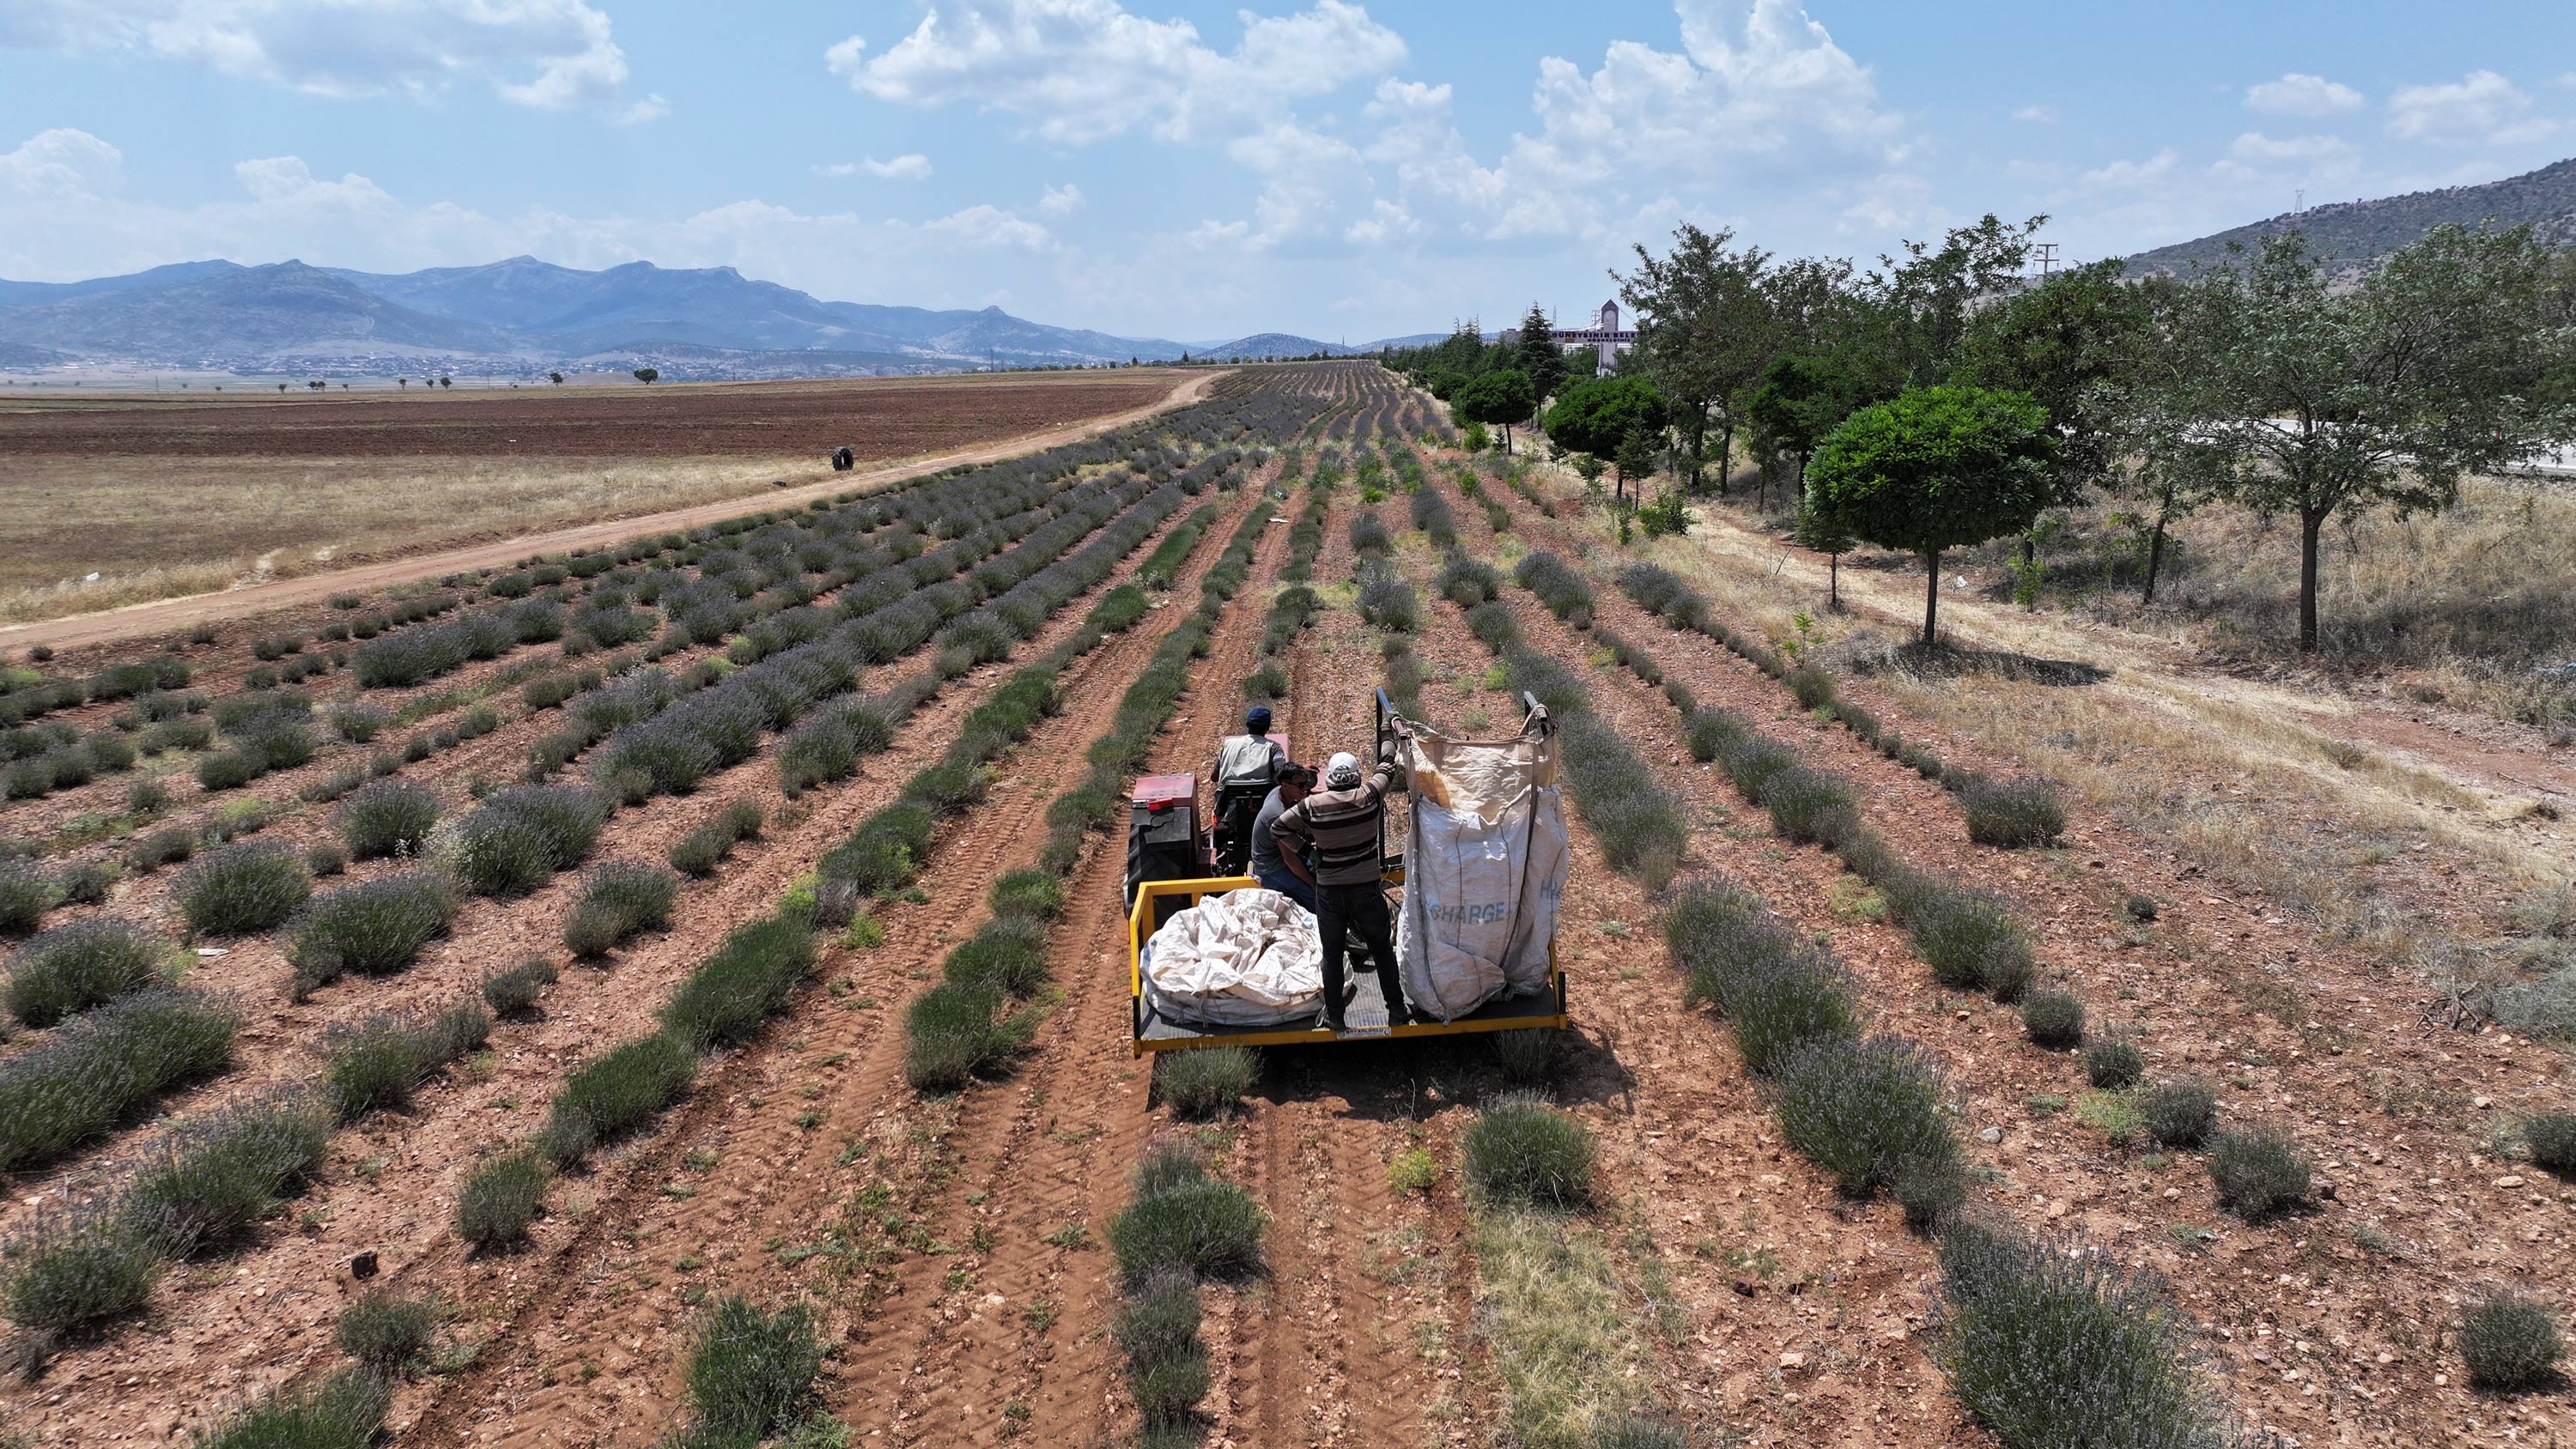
top-left (3, 1), bottom-right (2570, 342)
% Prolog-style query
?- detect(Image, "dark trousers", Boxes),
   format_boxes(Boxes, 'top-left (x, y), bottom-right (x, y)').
top-left (1316, 882), bottom-right (1405, 1025)
top-left (1217, 791), bottom-right (1261, 875)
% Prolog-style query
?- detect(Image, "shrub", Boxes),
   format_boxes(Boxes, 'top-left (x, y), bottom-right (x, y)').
top-left (1354, 561), bottom-right (1420, 632)
top-left (1759, 766), bottom-right (1861, 847)
top-left (327, 704), bottom-right (390, 743)
top-left (1933, 1222), bottom-right (2230, 1449)
top-left (1157, 1046), bottom-right (1258, 1119)
top-left (1130, 1345), bottom-right (1212, 1428)
top-left (5, 917), bottom-right (166, 1028)
top-left (0, 1207), bottom-right (158, 1339)
top-left (337, 779), bottom-right (440, 858)
top-left (483, 957), bottom-right (558, 1016)
top-left (2529, 1112), bottom-right (2576, 1176)
top-left (2021, 990), bottom-right (2085, 1050)
top-left (937, 915), bottom-right (1044, 994)
top-left (2207, 1127), bottom-right (2310, 1221)
top-left (1465, 601), bottom-right (1520, 651)
top-left (679, 1297), bottom-right (828, 1442)
top-left (563, 861), bottom-right (679, 957)
top-left (2461, 1293), bottom-right (2564, 1392)
top-left (1903, 885), bottom-right (2036, 1002)
top-left (1963, 776), bottom-right (2067, 848)
top-left (338, 1290), bottom-right (436, 1373)
top-left (174, 841), bottom-right (310, 936)
top-left (2083, 1040), bottom-right (2144, 1089)
top-left (127, 827), bottom-right (195, 872)
top-left (1726, 945), bottom-right (1862, 1074)
top-left (2140, 1079), bottom-right (2217, 1149)
top-left (121, 1091), bottom-right (330, 1254)
top-left (671, 798), bottom-right (764, 876)
top-left (1108, 1164), bottom-right (1265, 1284)
top-left (0, 857), bottom-right (49, 936)
top-left (1768, 1035), bottom-right (1959, 1200)
top-left (1787, 664), bottom-right (1836, 709)
top-left (823, 801), bottom-right (935, 895)
top-left (0, 989), bottom-right (240, 1169)
top-left (447, 809), bottom-right (555, 896)
top-left (540, 1032), bottom-right (696, 1163)
top-left (289, 873), bottom-right (453, 994)
top-left (483, 785), bottom-right (609, 869)
top-left (1492, 1027), bottom-right (1558, 1087)
top-left (317, 1012), bottom-right (443, 1119)
top-left (194, 749), bottom-right (264, 791)
top-left (196, 1370), bottom-right (391, 1449)
top-left (457, 1150), bottom-right (552, 1247)
top-left (1242, 664), bottom-right (1288, 700)
top-left (902, 981), bottom-right (1033, 1090)
top-left (659, 913), bottom-right (814, 1052)
top-left (1461, 1092), bottom-right (1595, 1208)
top-left (1348, 511), bottom-right (1392, 555)
top-left (989, 868), bottom-right (1063, 920)
top-left (1682, 710), bottom-right (1743, 763)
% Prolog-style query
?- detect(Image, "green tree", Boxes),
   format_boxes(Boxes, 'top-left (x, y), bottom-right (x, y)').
top-left (1807, 386), bottom-right (2057, 646)
top-left (1954, 259), bottom-right (2151, 571)
top-left (2190, 226), bottom-right (2573, 652)
top-left (632, 367), bottom-right (659, 385)
top-left (1455, 368), bottom-right (1538, 455)
top-left (1617, 223), bottom-right (1776, 493)
top-left (1746, 353), bottom-right (1863, 506)
top-left (1792, 489), bottom-right (1856, 609)
top-left (1515, 303), bottom-right (1567, 406)
top-left (1613, 427), bottom-right (1658, 495)
top-left (438, 376), bottom-right (452, 389)
top-left (1546, 376), bottom-right (1669, 511)
top-left (1851, 215), bottom-right (2046, 398)
top-left (549, 371), bottom-right (565, 385)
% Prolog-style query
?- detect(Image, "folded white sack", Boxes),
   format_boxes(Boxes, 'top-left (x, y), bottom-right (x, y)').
top-left (1142, 887), bottom-right (1326, 1028)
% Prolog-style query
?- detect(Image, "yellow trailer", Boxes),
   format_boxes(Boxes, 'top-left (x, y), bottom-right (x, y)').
top-left (1126, 690), bottom-right (1570, 1053)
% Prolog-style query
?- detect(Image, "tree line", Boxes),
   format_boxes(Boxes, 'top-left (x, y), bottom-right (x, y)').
top-left (1388, 217), bottom-right (2576, 650)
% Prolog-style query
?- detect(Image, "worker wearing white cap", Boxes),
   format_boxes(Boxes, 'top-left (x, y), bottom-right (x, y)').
top-left (1270, 737), bottom-right (1409, 1031)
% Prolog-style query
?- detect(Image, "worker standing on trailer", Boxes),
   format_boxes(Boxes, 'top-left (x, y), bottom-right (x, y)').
top-left (1210, 706), bottom-right (1287, 876)
top-left (1270, 742), bottom-right (1412, 1031)
top-left (1249, 761), bottom-right (1317, 910)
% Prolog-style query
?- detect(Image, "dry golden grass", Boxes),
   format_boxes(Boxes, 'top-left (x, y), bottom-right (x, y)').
top-left (1527, 464), bottom-right (2574, 979)
top-left (1986, 477), bottom-right (2576, 734)
top-left (0, 452), bottom-right (828, 622)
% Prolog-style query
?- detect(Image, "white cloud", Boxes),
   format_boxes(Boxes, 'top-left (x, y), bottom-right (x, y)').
top-left (826, 0), bottom-right (1406, 145)
top-left (617, 94), bottom-right (670, 126)
top-left (2076, 148), bottom-right (2181, 190)
top-left (2227, 131), bottom-right (2359, 164)
top-left (0, 0), bottom-right (647, 112)
top-left (2011, 104), bottom-right (2058, 124)
top-left (1038, 183), bottom-right (1084, 215)
top-left (2245, 72), bottom-right (2364, 116)
top-left (0, 128), bottom-right (124, 197)
top-left (2387, 70), bottom-right (2556, 144)
top-left (814, 155), bottom-right (933, 180)
top-left (1838, 173), bottom-right (1938, 233)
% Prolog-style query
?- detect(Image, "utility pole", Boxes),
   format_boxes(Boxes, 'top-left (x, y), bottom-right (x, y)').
top-left (2034, 242), bottom-right (2059, 280)
top-left (2295, 188), bottom-right (2305, 214)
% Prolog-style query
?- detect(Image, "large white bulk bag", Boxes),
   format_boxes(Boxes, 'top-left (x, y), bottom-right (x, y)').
top-left (1392, 716), bottom-right (1567, 1022)
top-left (1141, 887), bottom-right (1326, 1028)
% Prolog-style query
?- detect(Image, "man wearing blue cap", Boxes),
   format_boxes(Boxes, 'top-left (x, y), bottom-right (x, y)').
top-left (1210, 705), bottom-right (1287, 876)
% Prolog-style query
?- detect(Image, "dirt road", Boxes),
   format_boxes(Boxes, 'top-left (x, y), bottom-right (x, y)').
top-left (0, 370), bottom-right (1220, 655)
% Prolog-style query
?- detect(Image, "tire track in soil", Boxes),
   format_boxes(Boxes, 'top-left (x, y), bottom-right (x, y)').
top-left (387, 493), bottom-right (1235, 1449)
top-left (1206, 455), bottom-right (1450, 1449)
top-left (861, 476), bottom-right (1299, 1446)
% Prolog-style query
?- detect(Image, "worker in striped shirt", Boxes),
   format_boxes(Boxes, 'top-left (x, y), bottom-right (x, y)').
top-left (1270, 739), bottom-right (1412, 1031)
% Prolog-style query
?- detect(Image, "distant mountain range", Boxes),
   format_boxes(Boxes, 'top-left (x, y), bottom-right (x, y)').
top-left (0, 256), bottom-right (1418, 378)
top-left (2126, 155), bottom-right (2576, 275)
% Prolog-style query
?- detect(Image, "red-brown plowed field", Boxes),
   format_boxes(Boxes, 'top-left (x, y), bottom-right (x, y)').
top-left (0, 373), bottom-right (1177, 458)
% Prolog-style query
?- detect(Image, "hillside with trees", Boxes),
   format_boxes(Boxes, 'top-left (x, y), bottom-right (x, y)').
top-left (2128, 154), bottom-right (2576, 274)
